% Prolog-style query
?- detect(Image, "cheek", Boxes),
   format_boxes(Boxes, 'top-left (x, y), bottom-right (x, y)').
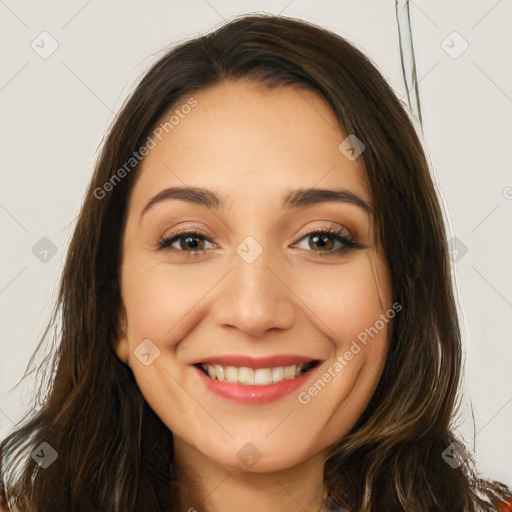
top-left (296, 254), bottom-right (392, 406)
top-left (120, 255), bottom-right (221, 343)
top-left (122, 250), bottom-right (391, 350)
top-left (340, 260), bottom-right (390, 372)
top-left (295, 252), bottom-right (391, 348)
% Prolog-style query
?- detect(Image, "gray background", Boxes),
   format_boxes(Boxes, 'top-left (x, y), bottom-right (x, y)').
top-left (1, 0), bottom-right (511, 486)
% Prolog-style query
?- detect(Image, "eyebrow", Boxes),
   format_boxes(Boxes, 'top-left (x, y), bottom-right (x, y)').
top-left (140, 186), bottom-right (371, 220)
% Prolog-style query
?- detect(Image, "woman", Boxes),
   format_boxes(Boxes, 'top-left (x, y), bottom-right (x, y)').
top-left (1, 13), bottom-right (510, 512)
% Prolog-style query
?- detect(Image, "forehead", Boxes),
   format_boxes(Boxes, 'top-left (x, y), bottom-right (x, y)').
top-left (130, 80), bottom-right (370, 210)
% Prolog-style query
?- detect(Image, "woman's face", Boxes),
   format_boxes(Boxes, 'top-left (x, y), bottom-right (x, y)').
top-left (115, 80), bottom-right (393, 472)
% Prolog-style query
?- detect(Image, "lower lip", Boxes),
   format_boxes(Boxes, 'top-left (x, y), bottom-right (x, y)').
top-left (194, 365), bottom-right (319, 405)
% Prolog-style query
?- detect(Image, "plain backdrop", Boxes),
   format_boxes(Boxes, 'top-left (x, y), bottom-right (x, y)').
top-left (1, 0), bottom-right (511, 487)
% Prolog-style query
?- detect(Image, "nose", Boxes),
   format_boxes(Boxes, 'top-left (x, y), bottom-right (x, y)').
top-left (210, 248), bottom-right (297, 338)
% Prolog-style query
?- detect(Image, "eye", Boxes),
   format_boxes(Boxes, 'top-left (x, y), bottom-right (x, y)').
top-left (292, 227), bottom-right (363, 255)
top-left (157, 230), bottom-right (217, 254)
top-left (157, 227), bottom-right (364, 257)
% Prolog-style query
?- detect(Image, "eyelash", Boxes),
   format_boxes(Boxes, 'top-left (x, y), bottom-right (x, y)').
top-left (157, 227), bottom-right (363, 257)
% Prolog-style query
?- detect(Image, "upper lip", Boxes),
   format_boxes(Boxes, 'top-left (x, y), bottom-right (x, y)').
top-left (192, 354), bottom-right (321, 369)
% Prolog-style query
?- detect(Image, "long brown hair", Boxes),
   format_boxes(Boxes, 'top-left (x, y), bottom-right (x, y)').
top-left (1, 13), bottom-right (510, 512)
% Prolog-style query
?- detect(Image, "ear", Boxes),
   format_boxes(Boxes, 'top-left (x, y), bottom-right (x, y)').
top-left (112, 305), bottom-right (131, 367)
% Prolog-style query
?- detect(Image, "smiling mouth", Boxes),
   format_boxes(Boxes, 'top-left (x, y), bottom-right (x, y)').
top-left (195, 361), bottom-right (321, 386)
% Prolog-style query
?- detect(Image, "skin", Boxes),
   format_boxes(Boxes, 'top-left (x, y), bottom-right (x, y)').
top-left (114, 80), bottom-right (393, 512)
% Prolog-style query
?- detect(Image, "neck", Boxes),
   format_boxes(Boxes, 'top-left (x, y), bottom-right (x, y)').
top-left (173, 437), bottom-right (327, 512)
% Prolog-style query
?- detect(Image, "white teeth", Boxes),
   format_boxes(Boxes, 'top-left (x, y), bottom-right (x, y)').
top-left (271, 366), bottom-right (284, 383)
top-left (200, 362), bottom-right (312, 386)
top-left (214, 364), bottom-right (224, 381)
top-left (224, 366), bottom-right (238, 383)
top-left (284, 365), bottom-right (296, 380)
top-left (238, 367), bottom-right (254, 385)
top-left (254, 368), bottom-right (273, 385)
top-left (207, 365), bottom-right (216, 379)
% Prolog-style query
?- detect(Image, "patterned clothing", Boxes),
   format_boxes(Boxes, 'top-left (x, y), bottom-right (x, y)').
top-left (498, 497), bottom-right (512, 512)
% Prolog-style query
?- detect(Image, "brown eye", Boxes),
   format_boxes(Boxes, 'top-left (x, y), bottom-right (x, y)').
top-left (294, 228), bottom-right (362, 255)
top-left (178, 234), bottom-right (205, 251)
top-left (158, 231), bottom-right (216, 253)
top-left (309, 233), bottom-right (335, 251)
